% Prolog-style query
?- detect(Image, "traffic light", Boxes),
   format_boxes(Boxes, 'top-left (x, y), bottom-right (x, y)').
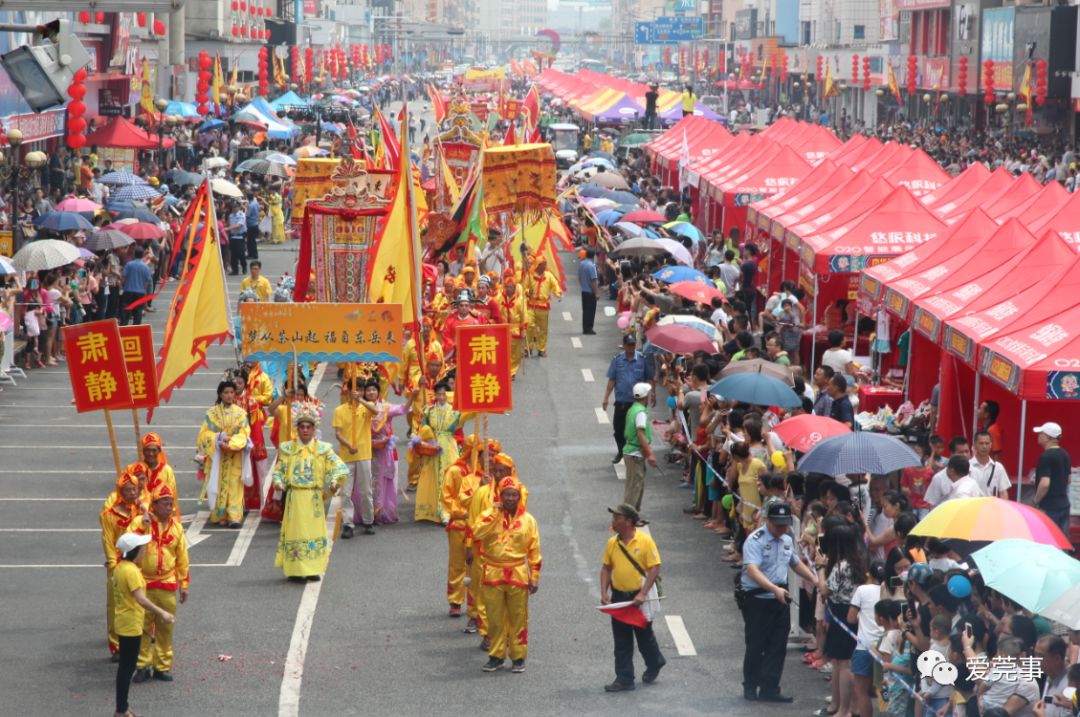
top-left (1, 19), bottom-right (92, 113)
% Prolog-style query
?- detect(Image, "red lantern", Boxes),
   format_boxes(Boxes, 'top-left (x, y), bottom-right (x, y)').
top-left (78, 11), bottom-right (91, 23)
top-left (816, 55), bottom-right (823, 83)
top-left (305, 47), bottom-right (314, 85)
top-left (232, 0), bottom-right (239, 9)
top-left (136, 12), bottom-right (147, 27)
top-left (906, 55), bottom-right (918, 95)
top-left (1035, 58), bottom-right (1048, 105)
top-left (232, 25), bottom-right (240, 37)
top-left (153, 19), bottom-right (166, 36)
top-left (66, 70), bottom-right (87, 150)
top-left (957, 56), bottom-right (968, 94)
top-left (95, 12), bottom-right (105, 23)
top-left (852, 54), bottom-right (859, 84)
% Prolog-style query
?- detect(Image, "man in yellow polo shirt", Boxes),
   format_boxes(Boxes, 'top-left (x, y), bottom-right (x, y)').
top-left (600, 503), bottom-right (666, 692)
top-left (332, 380), bottom-right (379, 537)
top-left (681, 84), bottom-right (697, 117)
top-left (239, 261), bottom-right (273, 302)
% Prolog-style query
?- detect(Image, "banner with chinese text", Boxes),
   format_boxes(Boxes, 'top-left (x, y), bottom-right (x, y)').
top-left (454, 324), bottom-right (513, 414)
top-left (62, 319), bottom-right (133, 413)
top-left (240, 303), bottom-right (403, 363)
top-left (118, 325), bottom-right (159, 410)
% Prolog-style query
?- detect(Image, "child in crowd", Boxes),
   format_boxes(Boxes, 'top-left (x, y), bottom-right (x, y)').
top-left (22, 299), bottom-right (43, 369)
top-left (874, 599), bottom-right (913, 717)
top-left (926, 538), bottom-right (968, 573)
top-left (916, 614), bottom-right (955, 717)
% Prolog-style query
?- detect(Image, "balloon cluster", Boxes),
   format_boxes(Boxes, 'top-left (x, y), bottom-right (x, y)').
top-left (66, 68), bottom-right (88, 149)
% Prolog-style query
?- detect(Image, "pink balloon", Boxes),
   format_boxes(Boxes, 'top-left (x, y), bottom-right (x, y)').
top-left (617, 314), bottom-right (631, 329)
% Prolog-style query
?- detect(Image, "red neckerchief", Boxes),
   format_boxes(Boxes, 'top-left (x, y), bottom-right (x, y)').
top-left (149, 514), bottom-right (178, 575)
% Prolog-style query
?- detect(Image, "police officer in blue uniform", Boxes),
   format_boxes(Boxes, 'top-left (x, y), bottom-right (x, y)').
top-left (738, 502), bottom-right (817, 703)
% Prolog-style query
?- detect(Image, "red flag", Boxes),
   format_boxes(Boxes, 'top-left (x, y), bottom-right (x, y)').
top-left (428, 83), bottom-right (447, 124)
top-left (374, 105), bottom-right (401, 169)
top-left (522, 85), bottom-right (540, 128)
top-left (503, 123), bottom-right (516, 146)
top-left (599, 603), bottom-right (649, 628)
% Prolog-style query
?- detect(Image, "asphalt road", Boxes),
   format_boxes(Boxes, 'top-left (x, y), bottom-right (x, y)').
top-left (0, 146), bottom-right (829, 717)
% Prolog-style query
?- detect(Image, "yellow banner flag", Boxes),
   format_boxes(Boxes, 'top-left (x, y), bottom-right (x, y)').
top-left (212, 54), bottom-right (224, 106)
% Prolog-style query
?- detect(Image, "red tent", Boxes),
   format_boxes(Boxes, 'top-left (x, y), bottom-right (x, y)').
top-left (84, 116), bottom-right (176, 150)
top-left (1002, 181), bottom-right (1070, 225)
top-left (941, 171), bottom-right (1039, 225)
top-left (920, 162), bottom-right (990, 210)
top-left (882, 148), bottom-right (951, 197)
top-left (929, 166), bottom-right (1013, 219)
top-left (788, 176), bottom-right (896, 248)
top-left (715, 145), bottom-right (812, 237)
top-left (883, 216), bottom-right (1036, 323)
top-left (648, 115), bottom-right (732, 181)
top-left (800, 186), bottom-right (946, 274)
top-left (859, 209), bottom-right (999, 303)
top-left (853, 143), bottom-right (909, 175)
top-left (833, 136), bottom-right (884, 168)
top-left (826, 134), bottom-right (868, 164)
top-left (1029, 189), bottom-right (1080, 246)
top-left (749, 160), bottom-right (847, 241)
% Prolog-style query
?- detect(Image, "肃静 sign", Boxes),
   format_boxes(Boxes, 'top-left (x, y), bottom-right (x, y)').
top-left (635, 17), bottom-right (704, 45)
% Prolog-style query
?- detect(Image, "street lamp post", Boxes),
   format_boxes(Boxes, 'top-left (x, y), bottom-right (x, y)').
top-left (5, 129), bottom-right (23, 241)
top-left (154, 98), bottom-right (169, 172)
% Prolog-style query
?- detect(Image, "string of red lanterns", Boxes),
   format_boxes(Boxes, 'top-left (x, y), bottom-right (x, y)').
top-left (196, 51), bottom-right (212, 116)
top-left (957, 56), bottom-right (968, 95)
top-left (1035, 59), bottom-right (1048, 105)
top-left (906, 55), bottom-right (918, 96)
top-left (66, 68), bottom-right (88, 149)
top-left (258, 47), bottom-right (270, 96)
top-left (983, 60), bottom-right (995, 105)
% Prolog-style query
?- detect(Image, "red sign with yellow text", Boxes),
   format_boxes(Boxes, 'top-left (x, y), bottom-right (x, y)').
top-left (118, 325), bottom-right (160, 410)
top-left (62, 319), bottom-right (132, 413)
top-left (454, 324), bottom-right (513, 414)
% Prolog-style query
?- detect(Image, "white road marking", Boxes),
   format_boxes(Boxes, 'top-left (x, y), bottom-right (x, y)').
top-left (562, 311), bottom-right (572, 321)
top-left (185, 510), bottom-right (211, 548)
top-left (225, 512), bottom-right (261, 566)
top-left (664, 615), bottom-right (698, 656)
top-left (594, 407), bottom-right (610, 424)
top-left (570, 337), bottom-right (582, 348)
top-left (604, 306), bottom-right (616, 317)
top-left (614, 462), bottom-right (626, 481)
top-left (278, 361), bottom-right (330, 717)
top-left (581, 368), bottom-right (594, 382)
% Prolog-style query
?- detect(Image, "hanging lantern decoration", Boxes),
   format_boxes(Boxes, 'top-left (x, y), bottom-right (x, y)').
top-left (136, 12), bottom-right (147, 28)
top-left (153, 18), bottom-right (166, 36)
top-left (862, 56), bottom-right (871, 92)
top-left (66, 68), bottom-right (88, 149)
top-left (305, 46), bottom-right (314, 87)
top-left (780, 53), bottom-right (788, 84)
top-left (95, 12), bottom-right (105, 23)
top-left (906, 55), bottom-right (918, 96)
top-left (258, 47), bottom-right (270, 96)
top-left (1035, 58), bottom-right (1048, 105)
top-left (196, 51), bottom-right (212, 116)
top-left (957, 56), bottom-right (968, 95)
top-left (983, 59), bottom-right (995, 105)
top-left (78, 11), bottom-right (91, 23)
top-left (292, 45), bottom-right (302, 81)
top-left (851, 54), bottom-right (859, 87)
top-left (816, 55), bottom-right (824, 83)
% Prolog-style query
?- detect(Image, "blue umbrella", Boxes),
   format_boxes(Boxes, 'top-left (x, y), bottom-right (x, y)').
top-left (664, 221), bottom-right (704, 242)
top-left (595, 209), bottom-right (625, 226)
top-left (577, 184), bottom-right (615, 198)
top-left (113, 185), bottom-right (163, 201)
top-left (198, 118), bottom-right (226, 132)
top-left (797, 432), bottom-right (922, 475)
top-left (105, 203), bottom-right (159, 223)
top-left (709, 373), bottom-right (802, 409)
top-left (97, 171), bottom-right (148, 186)
top-left (653, 266), bottom-right (710, 285)
top-left (33, 211), bottom-right (95, 232)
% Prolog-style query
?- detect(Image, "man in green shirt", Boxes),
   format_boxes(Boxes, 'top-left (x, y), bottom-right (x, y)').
top-left (623, 383), bottom-right (658, 510)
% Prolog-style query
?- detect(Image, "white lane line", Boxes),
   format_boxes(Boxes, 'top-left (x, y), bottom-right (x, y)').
top-left (594, 407), bottom-right (610, 424)
top-left (225, 511), bottom-right (261, 566)
top-left (562, 311), bottom-right (572, 321)
top-left (186, 510), bottom-right (211, 548)
top-left (581, 368), bottom-right (594, 382)
top-left (278, 361), bottom-right (330, 717)
top-left (613, 462), bottom-right (626, 481)
top-left (664, 615), bottom-right (698, 656)
top-left (570, 337), bottom-right (583, 349)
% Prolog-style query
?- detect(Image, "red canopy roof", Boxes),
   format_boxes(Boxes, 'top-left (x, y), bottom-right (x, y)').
top-left (788, 175), bottom-right (895, 245)
top-left (775, 171), bottom-right (873, 251)
top-left (974, 251), bottom-right (1080, 399)
top-left (1003, 181), bottom-right (1070, 226)
top-left (826, 134), bottom-right (868, 165)
top-left (717, 144), bottom-right (812, 197)
top-left (912, 225), bottom-right (1076, 342)
top-left (859, 209), bottom-right (999, 302)
top-left (85, 116), bottom-right (176, 150)
top-left (801, 186), bottom-right (946, 274)
top-left (853, 143), bottom-right (908, 175)
top-left (833, 136), bottom-right (883, 168)
top-left (882, 148), bottom-right (950, 197)
top-left (945, 236), bottom-right (1080, 368)
top-left (883, 213), bottom-right (1036, 321)
top-left (941, 171), bottom-right (1039, 225)
top-left (920, 162), bottom-right (990, 209)
top-left (648, 115), bottom-right (732, 165)
top-left (749, 160), bottom-right (849, 232)
top-left (1029, 189), bottom-right (1080, 246)
top-left (929, 167), bottom-right (1013, 219)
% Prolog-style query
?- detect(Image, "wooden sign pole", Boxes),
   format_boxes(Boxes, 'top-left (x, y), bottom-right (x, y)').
top-left (103, 409), bottom-right (123, 477)
top-left (131, 409), bottom-right (142, 454)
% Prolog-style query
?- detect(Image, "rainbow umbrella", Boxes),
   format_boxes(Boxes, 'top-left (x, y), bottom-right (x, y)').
top-left (910, 497), bottom-right (1071, 549)
top-left (971, 539), bottom-right (1080, 613)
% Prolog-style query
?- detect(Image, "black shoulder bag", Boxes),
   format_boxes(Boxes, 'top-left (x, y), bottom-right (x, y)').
top-left (617, 540), bottom-right (664, 598)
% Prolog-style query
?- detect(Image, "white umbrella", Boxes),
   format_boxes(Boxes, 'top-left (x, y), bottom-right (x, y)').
top-left (653, 237), bottom-right (693, 266)
top-left (211, 178), bottom-right (244, 198)
top-left (203, 156), bottom-right (230, 170)
top-left (0, 256), bottom-right (16, 275)
top-left (12, 239), bottom-right (81, 272)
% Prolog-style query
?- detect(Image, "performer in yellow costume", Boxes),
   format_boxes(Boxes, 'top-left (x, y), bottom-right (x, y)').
top-left (100, 469), bottom-right (145, 658)
top-left (139, 433), bottom-right (178, 517)
top-left (415, 381), bottom-right (466, 522)
top-left (197, 380), bottom-right (252, 527)
top-left (129, 483), bottom-right (189, 683)
top-left (401, 319), bottom-right (443, 392)
top-left (442, 435), bottom-right (485, 618)
top-left (501, 270), bottom-right (528, 378)
top-left (272, 402), bottom-right (350, 581)
top-left (240, 361), bottom-right (274, 511)
top-left (474, 474), bottom-right (541, 674)
top-left (527, 257), bottom-right (562, 356)
top-left (268, 190), bottom-right (286, 244)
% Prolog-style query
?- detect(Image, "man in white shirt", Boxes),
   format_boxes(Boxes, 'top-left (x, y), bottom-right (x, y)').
top-left (968, 431), bottom-right (1012, 498)
top-left (942, 455), bottom-right (982, 502)
top-left (1035, 635), bottom-right (1072, 717)
top-left (925, 437), bottom-right (971, 507)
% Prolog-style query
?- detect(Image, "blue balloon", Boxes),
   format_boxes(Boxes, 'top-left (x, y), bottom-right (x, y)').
top-left (666, 396), bottom-right (676, 410)
top-left (947, 574), bottom-right (972, 599)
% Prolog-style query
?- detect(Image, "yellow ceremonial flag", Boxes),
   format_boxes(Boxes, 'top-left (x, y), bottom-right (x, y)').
top-left (367, 107), bottom-right (422, 325)
top-left (139, 58), bottom-right (155, 125)
top-left (152, 182), bottom-right (232, 419)
top-left (824, 60), bottom-right (839, 98)
top-left (440, 155), bottom-right (460, 206)
top-left (212, 54), bottom-right (224, 106)
top-left (1018, 61), bottom-right (1032, 103)
top-left (319, 52), bottom-right (327, 84)
top-left (230, 60), bottom-right (238, 89)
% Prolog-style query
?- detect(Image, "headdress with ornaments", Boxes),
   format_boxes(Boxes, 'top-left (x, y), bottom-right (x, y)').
top-left (292, 401), bottom-right (323, 426)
